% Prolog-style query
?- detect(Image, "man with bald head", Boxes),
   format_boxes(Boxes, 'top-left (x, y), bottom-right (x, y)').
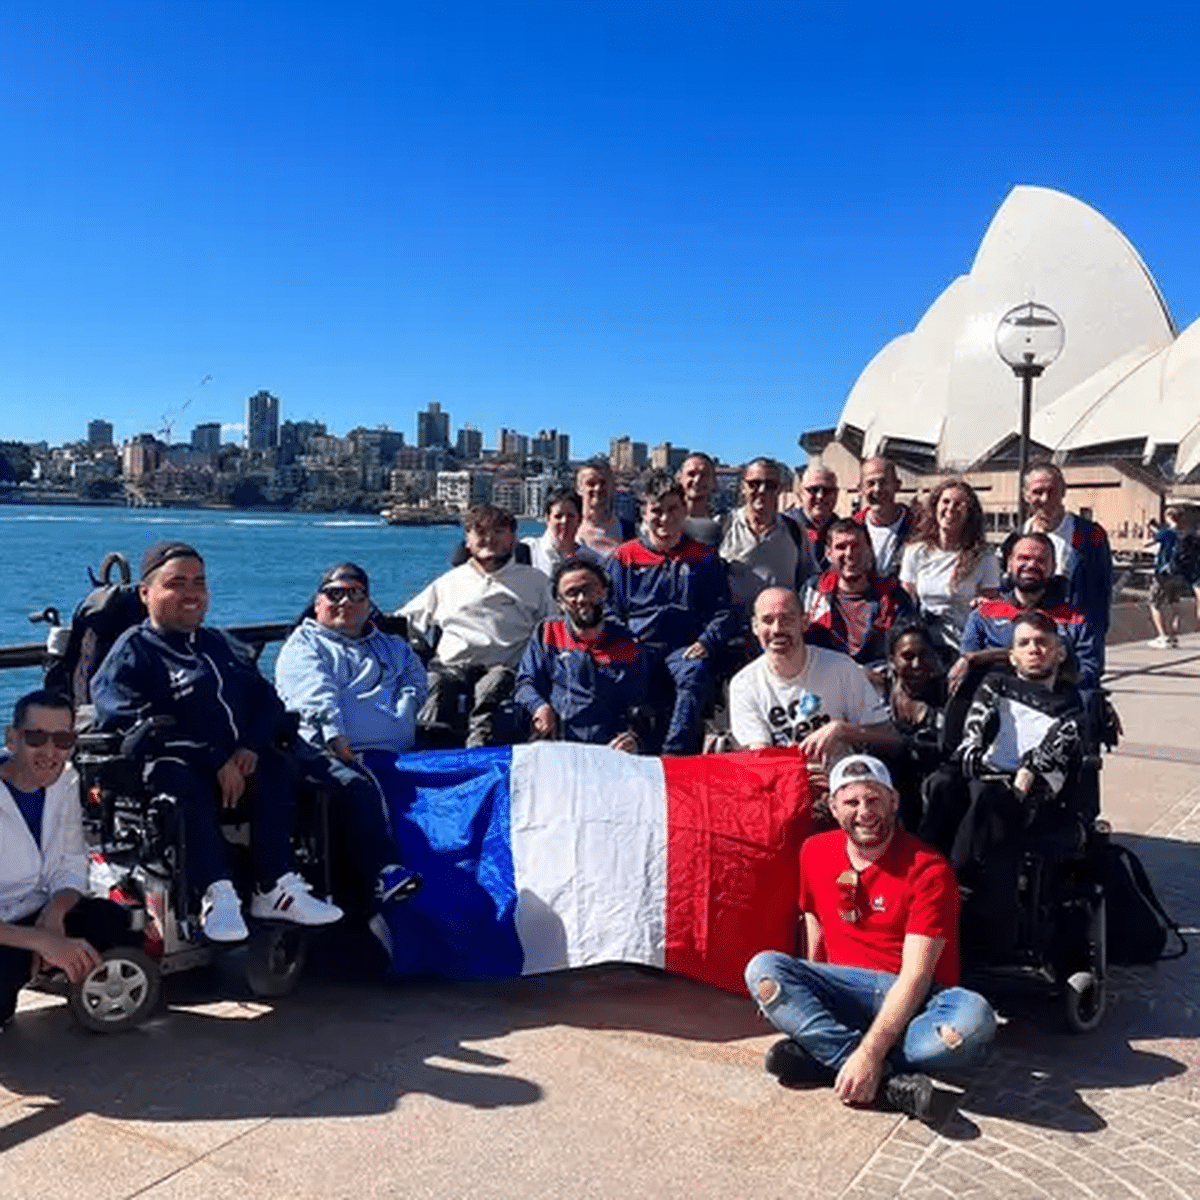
top-left (784, 462), bottom-right (840, 572)
top-left (854, 456), bottom-right (915, 578)
top-left (728, 587), bottom-right (897, 760)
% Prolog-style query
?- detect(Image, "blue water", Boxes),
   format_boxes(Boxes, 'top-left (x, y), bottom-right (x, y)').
top-left (0, 505), bottom-right (540, 713)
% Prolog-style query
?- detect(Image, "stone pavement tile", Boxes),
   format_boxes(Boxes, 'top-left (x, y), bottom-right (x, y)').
top-left (0, 1104), bottom-right (191, 1200)
top-left (0, 1005), bottom-right (349, 1156)
top-left (205, 1022), bottom-right (897, 1200)
top-left (133, 1159), bottom-right (311, 1200)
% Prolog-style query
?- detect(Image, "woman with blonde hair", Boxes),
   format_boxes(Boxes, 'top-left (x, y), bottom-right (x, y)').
top-left (899, 478), bottom-right (1000, 657)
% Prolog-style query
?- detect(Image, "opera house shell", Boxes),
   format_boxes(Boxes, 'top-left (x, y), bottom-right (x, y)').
top-left (835, 186), bottom-right (1200, 482)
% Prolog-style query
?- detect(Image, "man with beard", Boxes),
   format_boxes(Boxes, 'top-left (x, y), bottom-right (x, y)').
top-left (744, 755), bottom-right (996, 1120)
top-left (401, 504), bottom-right (554, 747)
top-left (954, 533), bottom-right (1101, 704)
top-left (854, 457), bottom-right (915, 579)
top-left (515, 558), bottom-right (648, 751)
top-left (728, 587), bottom-right (897, 761)
top-left (801, 518), bottom-right (913, 680)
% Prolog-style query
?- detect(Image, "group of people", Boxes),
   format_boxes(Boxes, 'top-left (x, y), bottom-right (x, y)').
top-left (1, 451), bottom-right (1118, 1121)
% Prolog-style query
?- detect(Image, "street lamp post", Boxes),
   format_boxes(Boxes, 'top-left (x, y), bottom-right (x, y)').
top-left (995, 302), bottom-right (1065, 526)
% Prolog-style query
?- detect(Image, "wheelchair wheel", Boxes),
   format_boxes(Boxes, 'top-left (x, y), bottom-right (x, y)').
top-left (244, 924), bottom-right (308, 998)
top-left (1063, 970), bottom-right (1105, 1034)
top-left (69, 947), bottom-right (161, 1033)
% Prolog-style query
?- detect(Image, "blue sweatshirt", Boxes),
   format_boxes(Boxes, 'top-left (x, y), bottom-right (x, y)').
top-left (91, 621), bottom-right (287, 774)
top-left (514, 617), bottom-right (649, 746)
top-left (275, 618), bottom-right (427, 753)
top-left (606, 535), bottom-right (736, 658)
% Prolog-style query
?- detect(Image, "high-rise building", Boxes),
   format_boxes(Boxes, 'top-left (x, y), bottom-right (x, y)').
top-left (87, 419), bottom-right (113, 448)
top-left (651, 441), bottom-right (689, 472)
top-left (456, 424), bottom-right (483, 461)
top-left (498, 428), bottom-right (528, 463)
top-left (191, 422), bottom-right (221, 454)
top-left (122, 434), bottom-right (162, 480)
top-left (245, 391), bottom-right (280, 451)
top-left (417, 402), bottom-right (451, 449)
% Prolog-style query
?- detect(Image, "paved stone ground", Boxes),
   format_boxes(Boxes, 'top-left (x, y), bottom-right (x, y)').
top-left (2, 638), bottom-right (1198, 1199)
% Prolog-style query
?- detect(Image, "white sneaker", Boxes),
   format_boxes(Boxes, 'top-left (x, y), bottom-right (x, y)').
top-left (201, 879), bottom-right (249, 943)
top-left (250, 872), bottom-right (344, 927)
top-left (1147, 636), bottom-right (1172, 649)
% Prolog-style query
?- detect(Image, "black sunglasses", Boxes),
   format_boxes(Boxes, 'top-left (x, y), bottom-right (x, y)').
top-left (320, 586), bottom-right (368, 605)
top-left (805, 485), bottom-right (835, 496)
top-left (21, 728), bottom-right (76, 750)
top-left (745, 479), bottom-right (780, 492)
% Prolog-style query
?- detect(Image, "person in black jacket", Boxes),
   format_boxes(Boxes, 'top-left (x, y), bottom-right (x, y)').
top-left (90, 541), bottom-right (351, 944)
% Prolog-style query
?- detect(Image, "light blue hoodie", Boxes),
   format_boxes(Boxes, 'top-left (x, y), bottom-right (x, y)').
top-left (275, 618), bottom-right (427, 753)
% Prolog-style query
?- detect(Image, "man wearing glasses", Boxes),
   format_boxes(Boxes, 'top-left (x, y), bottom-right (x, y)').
top-left (784, 461), bottom-right (841, 572)
top-left (1, 690), bottom-right (132, 1027)
top-left (719, 457), bottom-right (816, 615)
top-left (744, 755), bottom-right (996, 1120)
top-left (91, 541), bottom-right (345, 944)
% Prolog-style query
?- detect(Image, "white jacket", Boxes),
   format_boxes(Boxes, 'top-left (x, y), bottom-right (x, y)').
top-left (0, 761), bottom-right (89, 923)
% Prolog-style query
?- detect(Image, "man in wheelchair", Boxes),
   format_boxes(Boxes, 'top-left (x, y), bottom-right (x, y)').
top-left (1, 690), bottom-right (134, 1028)
top-left (89, 541), bottom-right (347, 944)
top-left (922, 611), bottom-right (1087, 958)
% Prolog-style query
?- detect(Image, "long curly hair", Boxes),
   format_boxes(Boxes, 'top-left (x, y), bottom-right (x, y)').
top-left (907, 478), bottom-right (988, 587)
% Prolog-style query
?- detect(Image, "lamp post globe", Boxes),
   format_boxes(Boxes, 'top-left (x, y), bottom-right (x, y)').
top-left (996, 302), bottom-right (1065, 525)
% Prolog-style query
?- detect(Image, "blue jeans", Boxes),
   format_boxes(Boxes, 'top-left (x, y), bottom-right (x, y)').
top-left (745, 951), bottom-right (996, 1076)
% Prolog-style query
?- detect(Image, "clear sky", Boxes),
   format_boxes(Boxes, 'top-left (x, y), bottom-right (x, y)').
top-left (3, 1), bottom-right (1199, 466)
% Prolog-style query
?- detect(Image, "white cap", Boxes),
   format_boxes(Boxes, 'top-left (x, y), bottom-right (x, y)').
top-left (828, 754), bottom-right (895, 796)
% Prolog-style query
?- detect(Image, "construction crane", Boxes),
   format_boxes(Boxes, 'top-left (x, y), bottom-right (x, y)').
top-left (158, 374), bottom-right (212, 444)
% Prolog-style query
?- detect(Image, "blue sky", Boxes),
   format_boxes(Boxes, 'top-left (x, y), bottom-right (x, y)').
top-left (3, 1), bottom-right (1199, 466)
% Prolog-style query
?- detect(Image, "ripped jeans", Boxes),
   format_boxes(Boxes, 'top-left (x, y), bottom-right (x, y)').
top-left (745, 951), bottom-right (996, 1077)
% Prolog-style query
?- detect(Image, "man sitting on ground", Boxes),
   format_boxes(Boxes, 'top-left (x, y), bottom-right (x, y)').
top-left (90, 542), bottom-right (346, 943)
top-left (801, 517), bottom-right (913, 682)
top-left (1, 690), bottom-right (135, 1028)
top-left (515, 558), bottom-right (648, 751)
top-left (720, 456), bottom-right (816, 617)
top-left (728, 587), bottom-right (898, 764)
top-left (400, 503), bottom-right (554, 747)
top-left (854, 456), bottom-right (915, 578)
top-left (744, 754), bottom-right (997, 1119)
top-left (608, 472), bottom-right (736, 755)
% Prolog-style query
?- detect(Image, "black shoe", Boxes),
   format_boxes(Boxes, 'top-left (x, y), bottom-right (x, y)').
top-left (764, 1038), bottom-right (832, 1087)
top-left (881, 1072), bottom-right (935, 1120)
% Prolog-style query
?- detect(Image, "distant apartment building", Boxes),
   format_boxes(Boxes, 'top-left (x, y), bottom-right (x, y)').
top-left (650, 441), bottom-right (689, 472)
top-left (87, 419), bottom-right (114, 448)
top-left (436, 470), bottom-right (471, 510)
top-left (456, 424), bottom-right (483, 461)
top-left (122, 434), bottom-right (162, 480)
top-left (523, 473), bottom-right (557, 518)
top-left (417, 401), bottom-right (451, 449)
top-left (279, 420), bottom-right (326, 463)
top-left (610, 436), bottom-right (648, 474)
top-left (492, 471), bottom-right (525, 515)
top-left (191, 422), bottom-right (221, 454)
top-left (245, 391), bottom-right (280, 452)
top-left (530, 428), bottom-right (570, 465)
top-left (498, 428), bottom-right (529, 464)
top-left (469, 469), bottom-right (495, 505)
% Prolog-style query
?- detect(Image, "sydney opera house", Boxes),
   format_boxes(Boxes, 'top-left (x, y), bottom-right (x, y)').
top-left (805, 186), bottom-right (1200, 551)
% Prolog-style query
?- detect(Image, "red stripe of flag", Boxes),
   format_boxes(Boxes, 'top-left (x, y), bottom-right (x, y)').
top-left (663, 748), bottom-right (816, 995)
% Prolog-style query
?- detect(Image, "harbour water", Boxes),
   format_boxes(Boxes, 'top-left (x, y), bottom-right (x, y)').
top-left (0, 504), bottom-right (538, 712)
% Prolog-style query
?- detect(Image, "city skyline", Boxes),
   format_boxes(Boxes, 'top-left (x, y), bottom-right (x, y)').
top-left (3, 6), bottom-right (1199, 465)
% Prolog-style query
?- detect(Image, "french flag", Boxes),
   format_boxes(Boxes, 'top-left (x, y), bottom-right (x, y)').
top-left (364, 743), bottom-right (815, 996)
